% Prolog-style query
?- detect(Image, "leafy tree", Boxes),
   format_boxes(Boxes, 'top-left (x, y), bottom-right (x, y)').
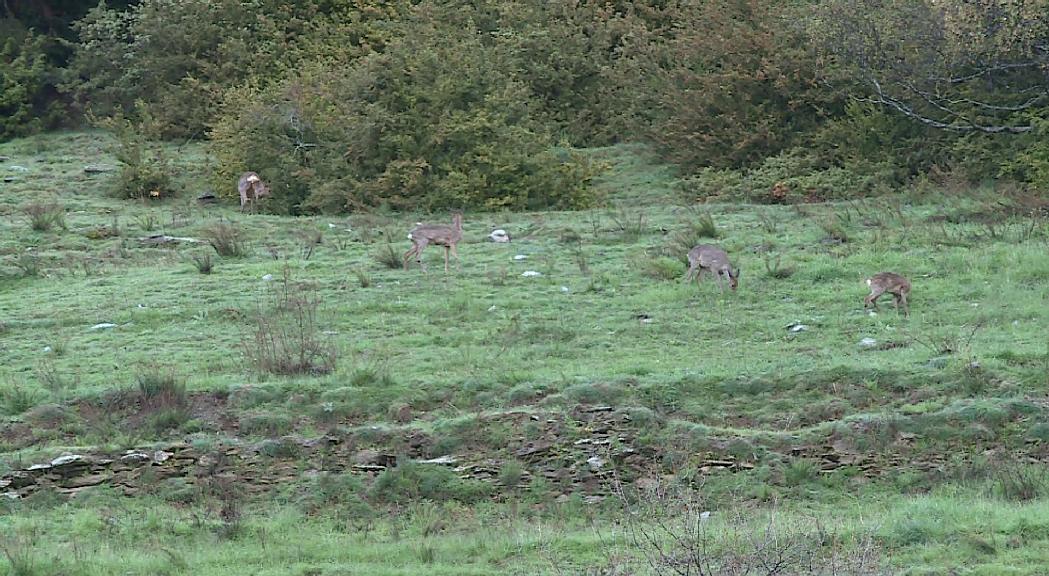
top-left (209, 2), bottom-right (598, 214)
top-left (815, 0), bottom-right (1049, 135)
top-left (0, 25), bottom-right (65, 140)
top-left (610, 0), bottom-right (837, 171)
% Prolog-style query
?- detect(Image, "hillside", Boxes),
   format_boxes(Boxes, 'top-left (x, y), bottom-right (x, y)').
top-left (2, 132), bottom-right (1049, 574)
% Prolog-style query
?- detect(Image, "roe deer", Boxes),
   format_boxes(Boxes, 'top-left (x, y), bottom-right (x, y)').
top-left (403, 212), bottom-right (464, 273)
top-left (865, 272), bottom-right (910, 316)
top-left (685, 244), bottom-right (739, 291)
top-left (238, 172), bottom-right (270, 213)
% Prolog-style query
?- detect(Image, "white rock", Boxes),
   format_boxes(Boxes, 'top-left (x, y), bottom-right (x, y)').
top-left (587, 455), bottom-right (606, 470)
top-left (700, 511), bottom-right (711, 521)
top-left (859, 337), bottom-right (877, 348)
top-left (262, 274), bottom-right (274, 281)
top-left (89, 323), bottom-right (117, 331)
top-left (51, 455), bottom-right (83, 467)
top-left (9, 165), bottom-right (28, 172)
top-left (487, 305), bottom-right (497, 312)
top-left (42, 346), bottom-right (52, 353)
top-left (328, 223), bottom-right (337, 228)
top-left (489, 229), bottom-right (511, 243)
top-left (521, 270), bottom-right (542, 277)
top-left (560, 286), bottom-right (570, 293)
top-left (786, 323), bottom-right (808, 333)
top-left (513, 254), bottom-right (528, 261)
top-left (421, 455), bottom-right (457, 465)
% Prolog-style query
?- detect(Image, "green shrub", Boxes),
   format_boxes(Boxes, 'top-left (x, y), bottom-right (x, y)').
top-left (637, 255), bottom-right (685, 281)
top-left (209, 10), bottom-right (599, 214)
top-left (66, 1), bottom-right (409, 139)
top-left (1027, 422), bottom-right (1049, 442)
top-left (258, 438), bottom-right (300, 459)
top-left (498, 460), bottom-right (526, 488)
top-left (370, 460), bottom-right (491, 504)
top-left (203, 223), bottom-right (247, 258)
top-left (135, 364), bottom-right (186, 403)
top-left (0, 381), bottom-right (43, 416)
top-left (238, 413), bottom-right (292, 437)
top-left (0, 28), bottom-right (66, 140)
top-left (373, 242), bottom-right (403, 270)
top-left (99, 115), bottom-right (178, 201)
top-left (148, 408), bottom-right (191, 434)
top-left (21, 201), bottom-right (66, 232)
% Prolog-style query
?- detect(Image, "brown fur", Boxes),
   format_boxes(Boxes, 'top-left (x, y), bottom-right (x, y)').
top-left (403, 212), bottom-right (464, 273)
top-left (685, 244), bottom-right (740, 291)
top-left (865, 272), bottom-right (911, 316)
top-left (238, 172), bottom-right (270, 212)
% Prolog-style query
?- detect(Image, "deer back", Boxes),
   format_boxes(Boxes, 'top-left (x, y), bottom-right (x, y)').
top-left (410, 213), bottom-right (463, 245)
top-left (868, 272), bottom-right (910, 294)
top-left (689, 244), bottom-right (732, 272)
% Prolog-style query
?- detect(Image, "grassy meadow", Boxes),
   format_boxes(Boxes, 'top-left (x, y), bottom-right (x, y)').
top-left (2, 131), bottom-right (1049, 574)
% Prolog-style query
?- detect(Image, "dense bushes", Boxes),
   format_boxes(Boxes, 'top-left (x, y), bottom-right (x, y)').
top-left (209, 5), bottom-right (601, 214)
top-left (0, 23), bottom-right (65, 139)
top-left (5, 0), bottom-right (1049, 206)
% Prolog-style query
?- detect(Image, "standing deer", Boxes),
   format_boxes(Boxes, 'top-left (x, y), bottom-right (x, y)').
top-left (685, 244), bottom-right (740, 291)
top-left (864, 272), bottom-right (911, 316)
top-left (403, 212), bottom-right (464, 273)
top-left (238, 172), bottom-right (270, 213)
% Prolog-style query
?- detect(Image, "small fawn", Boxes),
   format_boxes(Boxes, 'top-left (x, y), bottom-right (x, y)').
top-left (403, 212), bottom-right (464, 273)
top-left (685, 245), bottom-right (739, 291)
top-left (864, 272), bottom-right (911, 316)
top-left (238, 172), bottom-right (270, 213)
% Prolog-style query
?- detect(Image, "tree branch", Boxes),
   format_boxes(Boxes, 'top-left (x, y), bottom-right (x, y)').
top-left (864, 76), bottom-right (1034, 133)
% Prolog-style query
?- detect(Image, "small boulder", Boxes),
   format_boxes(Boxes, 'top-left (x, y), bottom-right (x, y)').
top-left (489, 229), bottom-right (512, 243)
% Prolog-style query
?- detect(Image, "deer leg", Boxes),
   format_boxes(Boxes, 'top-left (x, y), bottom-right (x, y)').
top-left (402, 245), bottom-right (417, 270)
top-left (417, 244), bottom-right (429, 273)
top-left (443, 246), bottom-right (450, 274)
top-left (450, 243), bottom-right (460, 271)
top-left (684, 263), bottom-right (698, 283)
top-left (865, 290), bottom-right (882, 310)
top-left (894, 292), bottom-right (909, 316)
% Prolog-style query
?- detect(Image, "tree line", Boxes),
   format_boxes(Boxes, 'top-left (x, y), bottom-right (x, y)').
top-left (3, 0), bottom-right (1047, 212)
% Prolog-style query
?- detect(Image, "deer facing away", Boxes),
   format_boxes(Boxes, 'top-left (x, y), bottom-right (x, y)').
top-left (238, 172), bottom-right (270, 212)
top-left (403, 212), bottom-right (464, 273)
top-left (685, 244), bottom-right (739, 291)
top-left (865, 272), bottom-right (911, 316)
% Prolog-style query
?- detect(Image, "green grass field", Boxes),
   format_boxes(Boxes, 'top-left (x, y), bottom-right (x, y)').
top-left (2, 131), bottom-right (1049, 574)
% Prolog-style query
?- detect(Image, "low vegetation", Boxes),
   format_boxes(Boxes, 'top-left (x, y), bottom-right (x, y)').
top-left (1, 132), bottom-right (1049, 573)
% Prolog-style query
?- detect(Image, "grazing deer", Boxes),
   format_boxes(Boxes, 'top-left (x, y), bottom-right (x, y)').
top-left (864, 272), bottom-right (911, 316)
top-left (685, 244), bottom-right (739, 291)
top-left (238, 172), bottom-right (270, 213)
top-left (403, 212), bottom-right (464, 273)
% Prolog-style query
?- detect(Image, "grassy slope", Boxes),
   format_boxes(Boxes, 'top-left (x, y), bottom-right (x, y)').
top-left (1, 132), bottom-right (1049, 574)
